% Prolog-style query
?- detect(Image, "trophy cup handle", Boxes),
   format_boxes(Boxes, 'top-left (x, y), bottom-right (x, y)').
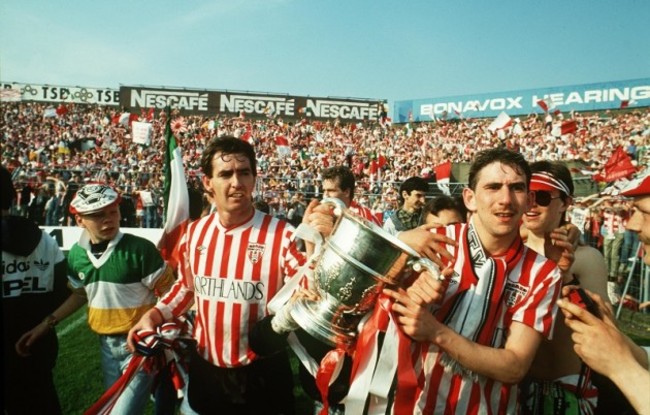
top-left (410, 257), bottom-right (444, 281)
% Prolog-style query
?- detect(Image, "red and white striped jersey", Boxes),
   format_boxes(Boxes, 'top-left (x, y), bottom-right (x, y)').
top-left (157, 210), bottom-right (305, 368)
top-left (407, 223), bottom-right (562, 415)
top-left (349, 200), bottom-right (381, 226)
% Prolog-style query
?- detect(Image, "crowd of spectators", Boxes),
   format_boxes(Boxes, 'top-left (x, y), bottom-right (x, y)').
top-left (2, 101), bottom-right (649, 407)
top-left (567, 196), bottom-right (646, 308)
top-left (2, 101), bottom-right (649, 233)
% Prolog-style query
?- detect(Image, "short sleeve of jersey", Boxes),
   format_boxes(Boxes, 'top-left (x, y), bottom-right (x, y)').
top-left (509, 252), bottom-right (562, 339)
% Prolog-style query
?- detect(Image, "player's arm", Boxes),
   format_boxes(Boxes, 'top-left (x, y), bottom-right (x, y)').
top-left (16, 290), bottom-right (87, 356)
top-left (385, 287), bottom-right (542, 384)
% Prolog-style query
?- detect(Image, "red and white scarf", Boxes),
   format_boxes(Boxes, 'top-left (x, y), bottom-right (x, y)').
top-left (435, 221), bottom-right (523, 378)
top-left (84, 318), bottom-right (194, 415)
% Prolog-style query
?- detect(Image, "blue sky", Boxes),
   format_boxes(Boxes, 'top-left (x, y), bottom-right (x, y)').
top-left (1, 1), bottom-right (648, 104)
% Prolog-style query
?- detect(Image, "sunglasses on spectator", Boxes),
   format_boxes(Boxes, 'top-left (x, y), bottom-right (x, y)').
top-left (533, 190), bottom-right (562, 207)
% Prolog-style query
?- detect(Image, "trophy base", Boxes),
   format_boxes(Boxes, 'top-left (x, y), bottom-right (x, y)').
top-left (290, 296), bottom-right (361, 348)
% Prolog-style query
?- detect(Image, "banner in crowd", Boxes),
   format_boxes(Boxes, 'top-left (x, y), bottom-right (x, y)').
top-left (0, 82), bottom-right (120, 105)
top-left (119, 86), bottom-right (382, 121)
top-left (131, 121), bottom-right (153, 145)
top-left (393, 78), bottom-right (650, 122)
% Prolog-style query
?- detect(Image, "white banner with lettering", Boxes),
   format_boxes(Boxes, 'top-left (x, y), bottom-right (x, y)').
top-left (132, 122), bottom-right (153, 145)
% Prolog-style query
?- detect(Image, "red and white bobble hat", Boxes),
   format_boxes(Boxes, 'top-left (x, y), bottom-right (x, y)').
top-left (620, 169), bottom-right (650, 197)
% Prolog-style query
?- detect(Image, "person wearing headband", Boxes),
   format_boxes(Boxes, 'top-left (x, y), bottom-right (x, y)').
top-left (557, 169), bottom-right (650, 415)
top-left (521, 161), bottom-right (610, 414)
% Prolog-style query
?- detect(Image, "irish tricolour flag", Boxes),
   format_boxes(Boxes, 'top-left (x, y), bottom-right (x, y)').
top-left (158, 109), bottom-right (190, 271)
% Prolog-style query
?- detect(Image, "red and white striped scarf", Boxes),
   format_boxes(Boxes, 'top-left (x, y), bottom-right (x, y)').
top-left (435, 220), bottom-right (524, 378)
top-left (84, 319), bottom-right (194, 415)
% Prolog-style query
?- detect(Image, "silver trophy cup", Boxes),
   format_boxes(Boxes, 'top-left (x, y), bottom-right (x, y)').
top-left (290, 199), bottom-right (439, 348)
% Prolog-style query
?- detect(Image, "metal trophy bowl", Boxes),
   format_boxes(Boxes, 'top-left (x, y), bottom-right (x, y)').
top-left (290, 198), bottom-right (439, 348)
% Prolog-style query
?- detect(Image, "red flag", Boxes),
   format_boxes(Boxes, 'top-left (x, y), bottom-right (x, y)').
top-left (275, 135), bottom-right (291, 158)
top-left (560, 120), bottom-right (577, 135)
top-left (141, 108), bottom-right (154, 121)
top-left (275, 135), bottom-right (289, 146)
top-left (435, 161), bottom-right (452, 195)
top-left (377, 155), bottom-right (387, 169)
top-left (620, 100), bottom-right (629, 109)
top-left (602, 147), bottom-right (637, 182)
top-left (369, 160), bottom-right (378, 175)
top-left (56, 104), bottom-right (68, 116)
top-left (536, 100), bottom-right (548, 112)
top-left (116, 112), bottom-right (139, 127)
top-left (129, 113), bottom-right (139, 126)
top-left (241, 127), bottom-right (253, 144)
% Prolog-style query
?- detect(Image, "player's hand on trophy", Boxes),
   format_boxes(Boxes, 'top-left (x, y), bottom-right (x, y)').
top-left (398, 225), bottom-right (457, 268)
top-left (383, 286), bottom-right (444, 343)
top-left (272, 288), bottom-right (319, 334)
top-left (291, 287), bottom-right (321, 304)
top-left (304, 199), bottom-right (337, 237)
top-left (405, 267), bottom-right (453, 307)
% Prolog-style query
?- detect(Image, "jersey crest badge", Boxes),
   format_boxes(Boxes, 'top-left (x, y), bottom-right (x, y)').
top-left (504, 280), bottom-right (530, 307)
top-left (247, 243), bottom-right (265, 264)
